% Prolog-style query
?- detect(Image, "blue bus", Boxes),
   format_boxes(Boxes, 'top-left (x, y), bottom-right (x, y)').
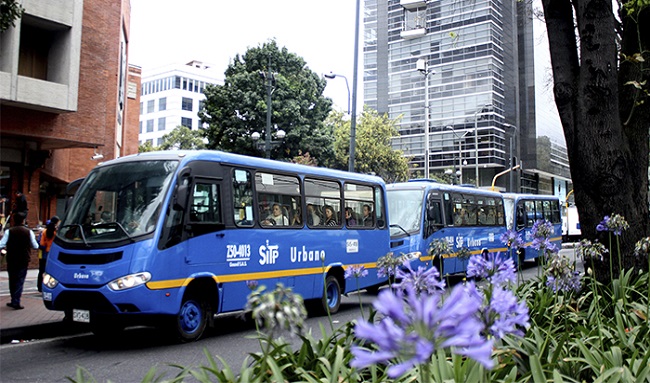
top-left (502, 193), bottom-right (563, 263)
top-left (386, 180), bottom-right (507, 275)
top-left (42, 151), bottom-right (389, 341)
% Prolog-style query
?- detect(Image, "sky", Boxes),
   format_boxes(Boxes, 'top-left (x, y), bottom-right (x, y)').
top-left (129, 0), bottom-right (362, 113)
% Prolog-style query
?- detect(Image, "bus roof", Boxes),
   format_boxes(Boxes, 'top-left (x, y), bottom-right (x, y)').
top-left (387, 181), bottom-right (504, 198)
top-left (94, 150), bottom-right (386, 185)
top-left (501, 193), bottom-right (560, 201)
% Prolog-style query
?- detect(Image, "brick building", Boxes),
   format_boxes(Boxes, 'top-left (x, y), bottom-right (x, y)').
top-left (0, 0), bottom-right (140, 237)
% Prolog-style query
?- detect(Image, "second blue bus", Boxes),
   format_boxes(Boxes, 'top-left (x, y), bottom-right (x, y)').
top-left (387, 180), bottom-right (507, 275)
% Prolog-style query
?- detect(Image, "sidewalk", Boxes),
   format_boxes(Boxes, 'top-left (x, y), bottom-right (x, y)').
top-left (0, 269), bottom-right (82, 344)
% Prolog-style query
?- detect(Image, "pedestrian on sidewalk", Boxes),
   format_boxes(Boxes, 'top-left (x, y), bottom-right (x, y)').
top-left (0, 212), bottom-right (39, 310)
top-left (37, 216), bottom-right (59, 292)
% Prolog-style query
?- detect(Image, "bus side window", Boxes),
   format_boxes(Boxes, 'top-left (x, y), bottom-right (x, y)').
top-left (516, 202), bottom-right (526, 229)
top-left (232, 169), bottom-right (254, 227)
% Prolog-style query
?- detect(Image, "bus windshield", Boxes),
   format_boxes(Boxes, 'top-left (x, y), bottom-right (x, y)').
top-left (58, 160), bottom-right (179, 245)
top-left (387, 189), bottom-right (424, 236)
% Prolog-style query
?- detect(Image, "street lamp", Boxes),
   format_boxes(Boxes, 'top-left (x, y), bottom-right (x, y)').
top-left (473, 104), bottom-right (491, 187)
top-left (417, 58), bottom-right (435, 179)
top-left (503, 123), bottom-right (518, 192)
top-left (252, 124), bottom-right (286, 155)
top-left (323, 72), bottom-right (350, 115)
top-left (445, 125), bottom-right (464, 184)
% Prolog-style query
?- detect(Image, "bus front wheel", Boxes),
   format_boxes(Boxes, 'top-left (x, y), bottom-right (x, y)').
top-left (174, 296), bottom-right (207, 342)
top-left (321, 275), bottom-right (341, 315)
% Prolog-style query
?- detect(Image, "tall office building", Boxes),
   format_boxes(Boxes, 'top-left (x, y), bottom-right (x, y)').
top-left (138, 61), bottom-right (222, 147)
top-left (363, 0), bottom-right (571, 193)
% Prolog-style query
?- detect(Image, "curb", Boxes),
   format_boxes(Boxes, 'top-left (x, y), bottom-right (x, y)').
top-left (0, 320), bottom-right (89, 345)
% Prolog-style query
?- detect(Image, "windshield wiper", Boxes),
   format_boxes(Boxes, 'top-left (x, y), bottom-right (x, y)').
top-left (59, 224), bottom-right (90, 247)
top-left (389, 223), bottom-right (411, 237)
top-left (91, 222), bottom-right (134, 242)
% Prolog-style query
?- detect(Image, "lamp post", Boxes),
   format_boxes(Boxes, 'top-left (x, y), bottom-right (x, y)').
top-left (473, 104), bottom-right (491, 187)
top-left (503, 123), bottom-right (517, 192)
top-left (324, 72), bottom-right (350, 115)
top-left (445, 125), bottom-right (464, 184)
top-left (259, 59), bottom-right (276, 159)
top-left (348, 0), bottom-right (361, 172)
top-left (417, 58), bottom-right (434, 179)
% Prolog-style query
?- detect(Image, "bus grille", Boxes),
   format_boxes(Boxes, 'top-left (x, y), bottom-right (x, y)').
top-left (52, 291), bottom-right (118, 313)
top-left (58, 251), bottom-right (123, 265)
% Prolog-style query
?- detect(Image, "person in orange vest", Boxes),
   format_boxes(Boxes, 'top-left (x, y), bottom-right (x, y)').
top-left (37, 216), bottom-right (60, 292)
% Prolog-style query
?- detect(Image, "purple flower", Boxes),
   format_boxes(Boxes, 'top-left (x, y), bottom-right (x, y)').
top-left (596, 215), bottom-right (610, 232)
top-left (466, 252), bottom-right (516, 286)
top-left (351, 285), bottom-right (494, 378)
top-left (393, 262), bottom-right (445, 296)
top-left (377, 252), bottom-right (406, 278)
top-left (345, 264), bottom-right (369, 279)
top-left (482, 286), bottom-right (530, 339)
top-left (500, 229), bottom-right (524, 249)
top-left (634, 237), bottom-right (650, 259)
top-left (246, 280), bottom-right (259, 290)
top-left (577, 239), bottom-right (608, 262)
top-left (545, 253), bottom-right (581, 293)
top-left (597, 214), bottom-right (629, 236)
top-left (531, 219), bottom-right (554, 240)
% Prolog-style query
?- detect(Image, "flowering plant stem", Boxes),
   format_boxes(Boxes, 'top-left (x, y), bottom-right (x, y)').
top-left (321, 260), bottom-right (334, 332)
top-left (355, 278), bottom-right (365, 320)
top-left (419, 360), bottom-right (431, 383)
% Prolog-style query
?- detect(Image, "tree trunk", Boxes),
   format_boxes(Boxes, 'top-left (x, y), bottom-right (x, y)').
top-left (541, 0), bottom-right (650, 281)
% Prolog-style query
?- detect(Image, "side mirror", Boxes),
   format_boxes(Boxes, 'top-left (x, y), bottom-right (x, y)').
top-left (173, 184), bottom-right (188, 211)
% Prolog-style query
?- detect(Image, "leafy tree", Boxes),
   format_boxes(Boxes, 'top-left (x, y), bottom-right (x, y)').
top-left (138, 141), bottom-right (156, 153)
top-left (199, 40), bottom-right (334, 164)
top-left (541, 0), bottom-right (649, 277)
top-left (329, 109), bottom-right (410, 183)
top-left (0, 0), bottom-right (24, 33)
top-left (159, 126), bottom-right (206, 150)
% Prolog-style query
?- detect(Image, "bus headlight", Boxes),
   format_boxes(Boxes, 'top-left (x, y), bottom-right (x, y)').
top-left (403, 251), bottom-right (422, 261)
top-left (108, 272), bottom-right (151, 291)
top-left (42, 273), bottom-right (59, 289)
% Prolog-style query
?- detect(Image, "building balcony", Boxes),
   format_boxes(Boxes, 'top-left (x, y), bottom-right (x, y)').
top-left (400, 27), bottom-right (426, 40)
top-left (400, 0), bottom-right (427, 10)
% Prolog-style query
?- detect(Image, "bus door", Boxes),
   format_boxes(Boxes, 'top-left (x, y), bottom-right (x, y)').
top-left (424, 190), bottom-right (443, 239)
top-left (185, 175), bottom-right (226, 266)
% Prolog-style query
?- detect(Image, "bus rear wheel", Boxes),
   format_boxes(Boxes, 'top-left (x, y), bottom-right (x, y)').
top-left (320, 275), bottom-right (341, 315)
top-left (174, 296), bottom-right (207, 342)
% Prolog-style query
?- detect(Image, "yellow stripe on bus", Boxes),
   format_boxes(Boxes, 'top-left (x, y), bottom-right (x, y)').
top-left (146, 263), bottom-right (378, 290)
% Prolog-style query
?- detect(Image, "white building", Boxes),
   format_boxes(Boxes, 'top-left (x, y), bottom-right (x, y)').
top-left (138, 60), bottom-right (222, 147)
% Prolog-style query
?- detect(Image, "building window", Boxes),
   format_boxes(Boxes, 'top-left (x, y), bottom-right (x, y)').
top-left (147, 100), bottom-right (154, 113)
top-left (182, 97), bottom-right (193, 111)
top-left (146, 119), bottom-right (154, 132)
top-left (159, 97), bottom-right (166, 111)
top-left (157, 137), bottom-right (164, 146)
top-left (18, 24), bottom-right (52, 80)
top-left (158, 117), bottom-right (166, 131)
top-left (139, 121), bottom-right (143, 134)
top-left (181, 117), bottom-right (192, 129)
top-left (140, 102), bottom-right (143, 115)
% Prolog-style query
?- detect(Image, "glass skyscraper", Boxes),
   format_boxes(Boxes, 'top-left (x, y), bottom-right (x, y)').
top-left (363, 0), bottom-right (571, 193)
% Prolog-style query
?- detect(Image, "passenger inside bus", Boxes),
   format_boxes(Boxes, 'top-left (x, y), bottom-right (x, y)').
top-left (264, 203), bottom-right (288, 226)
top-left (323, 205), bottom-right (338, 226)
top-left (307, 204), bottom-right (321, 226)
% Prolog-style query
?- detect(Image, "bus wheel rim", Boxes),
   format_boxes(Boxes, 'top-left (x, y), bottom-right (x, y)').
top-left (327, 283), bottom-right (338, 307)
top-left (179, 301), bottom-right (202, 333)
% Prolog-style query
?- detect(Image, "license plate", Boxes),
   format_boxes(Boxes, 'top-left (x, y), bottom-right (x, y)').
top-left (72, 309), bottom-right (90, 323)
